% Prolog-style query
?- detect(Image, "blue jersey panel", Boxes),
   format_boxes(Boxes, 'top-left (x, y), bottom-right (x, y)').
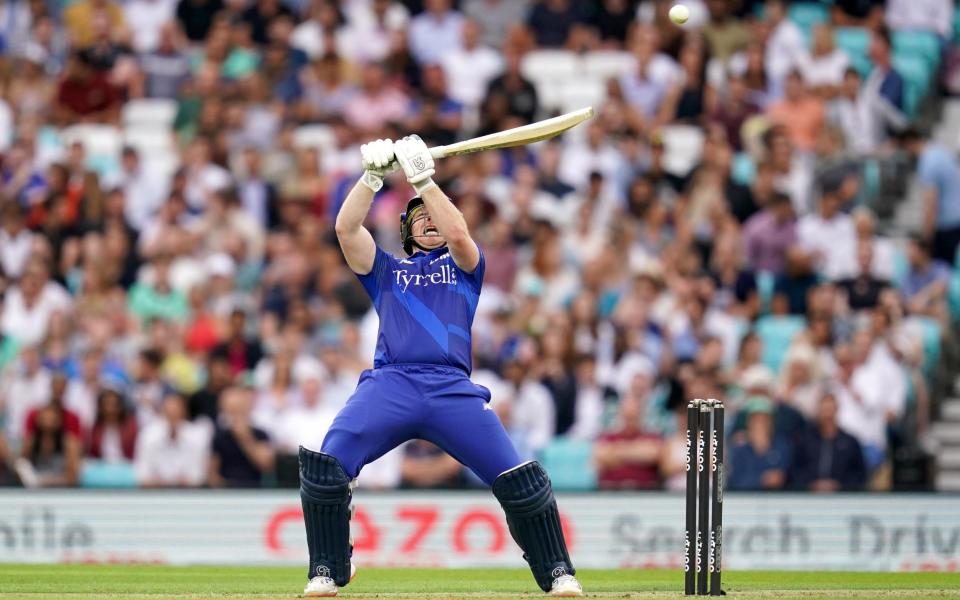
top-left (356, 245), bottom-right (484, 373)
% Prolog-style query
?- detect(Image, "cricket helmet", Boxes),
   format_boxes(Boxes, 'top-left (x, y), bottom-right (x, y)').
top-left (400, 196), bottom-right (427, 255)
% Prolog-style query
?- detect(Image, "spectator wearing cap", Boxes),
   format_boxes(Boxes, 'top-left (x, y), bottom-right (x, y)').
top-left (134, 391), bottom-right (210, 487)
top-left (899, 127), bottom-right (960, 265)
top-left (727, 397), bottom-right (793, 490)
top-left (209, 386), bottom-right (274, 488)
top-left (593, 379), bottom-right (663, 490)
top-left (87, 387), bottom-right (138, 463)
top-left (743, 192), bottom-right (797, 274)
top-left (735, 363), bottom-right (808, 440)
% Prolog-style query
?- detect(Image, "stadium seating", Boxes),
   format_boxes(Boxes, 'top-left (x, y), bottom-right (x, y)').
top-left (892, 31), bottom-right (942, 72)
top-left (788, 2), bottom-right (829, 41)
top-left (122, 99), bottom-right (179, 130)
top-left (892, 53), bottom-right (934, 116)
top-left (59, 124), bottom-right (123, 178)
top-left (754, 315), bottom-right (807, 372)
top-left (834, 27), bottom-right (872, 77)
top-left (755, 270), bottom-right (776, 315)
top-left (914, 316), bottom-right (942, 376)
top-left (80, 461), bottom-right (138, 488)
top-left (539, 438), bottom-right (597, 491)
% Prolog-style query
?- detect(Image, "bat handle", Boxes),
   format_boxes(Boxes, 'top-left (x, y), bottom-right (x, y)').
top-left (429, 146), bottom-right (447, 160)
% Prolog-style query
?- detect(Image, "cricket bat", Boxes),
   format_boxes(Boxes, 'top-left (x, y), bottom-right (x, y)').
top-left (428, 107), bottom-right (594, 159)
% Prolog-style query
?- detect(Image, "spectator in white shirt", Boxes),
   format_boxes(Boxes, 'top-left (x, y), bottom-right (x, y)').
top-left (0, 202), bottom-right (33, 279)
top-left (441, 19), bottom-right (502, 110)
top-left (270, 361), bottom-right (338, 454)
top-left (408, 0), bottom-right (464, 66)
top-left (135, 391), bottom-right (211, 487)
top-left (0, 259), bottom-right (72, 348)
top-left (63, 348), bottom-right (105, 432)
top-left (124, 0), bottom-right (177, 54)
top-left (798, 182), bottom-right (857, 280)
top-left (798, 25), bottom-right (850, 96)
top-left (558, 121), bottom-right (626, 189)
top-left (833, 341), bottom-right (889, 474)
top-left (2, 346), bottom-right (51, 444)
top-left (500, 338), bottom-right (555, 453)
top-left (886, 0), bottom-right (954, 40)
top-left (764, 0), bottom-right (806, 86)
top-left (117, 146), bottom-right (169, 232)
top-left (182, 137), bottom-right (232, 213)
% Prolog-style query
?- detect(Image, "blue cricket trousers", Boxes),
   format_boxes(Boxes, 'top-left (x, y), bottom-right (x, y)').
top-left (320, 364), bottom-right (521, 486)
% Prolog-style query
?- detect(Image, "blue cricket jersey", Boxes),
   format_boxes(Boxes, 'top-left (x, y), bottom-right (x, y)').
top-left (356, 245), bottom-right (484, 373)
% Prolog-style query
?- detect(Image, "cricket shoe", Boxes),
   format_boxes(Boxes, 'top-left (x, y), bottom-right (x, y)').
top-left (303, 563), bottom-right (356, 597)
top-left (549, 574), bottom-right (583, 597)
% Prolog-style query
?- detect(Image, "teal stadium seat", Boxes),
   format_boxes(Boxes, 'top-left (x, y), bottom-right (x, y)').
top-left (788, 3), bottom-right (829, 42)
top-left (892, 54), bottom-right (934, 116)
top-left (755, 270), bottom-right (776, 315)
top-left (835, 27), bottom-right (872, 77)
top-left (948, 273), bottom-right (960, 323)
top-left (80, 461), bottom-right (138, 488)
top-left (754, 315), bottom-right (807, 372)
top-left (913, 316), bottom-right (942, 376)
top-left (731, 152), bottom-right (756, 186)
top-left (893, 31), bottom-right (942, 71)
top-left (539, 439), bottom-right (597, 491)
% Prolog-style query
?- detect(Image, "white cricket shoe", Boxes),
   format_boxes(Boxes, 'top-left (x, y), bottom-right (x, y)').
top-left (549, 574), bottom-right (583, 597)
top-left (303, 563), bottom-right (356, 597)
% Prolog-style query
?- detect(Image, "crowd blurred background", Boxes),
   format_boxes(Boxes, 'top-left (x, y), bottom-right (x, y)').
top-left (0, 0), bottom-right (958, 493)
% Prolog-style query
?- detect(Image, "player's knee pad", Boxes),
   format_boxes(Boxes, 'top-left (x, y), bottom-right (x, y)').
top-left (492, 461), bottom-right (575, 592)
top-left (299, 446), bottom-right (353, 586)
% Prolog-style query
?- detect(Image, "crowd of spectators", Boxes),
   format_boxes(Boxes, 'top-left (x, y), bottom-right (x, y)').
top-left (0, 0), bottom-right (957, 492)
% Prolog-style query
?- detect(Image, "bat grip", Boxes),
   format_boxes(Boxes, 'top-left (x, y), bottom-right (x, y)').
top-left (429, 146), bottom-right (446, 160)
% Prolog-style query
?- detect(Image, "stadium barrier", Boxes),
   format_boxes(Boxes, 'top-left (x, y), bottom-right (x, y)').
top-left (0, 491), bottom-right (958, 571)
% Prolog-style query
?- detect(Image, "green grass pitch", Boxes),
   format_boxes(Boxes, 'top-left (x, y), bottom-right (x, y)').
top-left (0, 565), bottom-right (959, 599)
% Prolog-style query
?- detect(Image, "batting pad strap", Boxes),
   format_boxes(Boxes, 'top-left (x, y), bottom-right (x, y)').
top-left (299, 447), bottom-right (353, 587)
top-left (492, 461), bottom-right (575, 592)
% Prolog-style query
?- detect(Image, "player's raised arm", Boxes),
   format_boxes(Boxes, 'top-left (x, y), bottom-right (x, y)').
top-left (334, 139), bottom-right (398, 275)
top-left (393, 135), bottom-right (481, 273)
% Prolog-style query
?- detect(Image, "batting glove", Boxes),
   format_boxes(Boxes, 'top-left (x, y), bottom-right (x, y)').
top-left (359, 138), bottom-right (399, 192)
top-left (394, 135), bottom-right (437, 195)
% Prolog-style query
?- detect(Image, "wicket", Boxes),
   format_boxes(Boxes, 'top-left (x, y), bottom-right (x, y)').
top-left (685, 399), bottom-right (725, 596)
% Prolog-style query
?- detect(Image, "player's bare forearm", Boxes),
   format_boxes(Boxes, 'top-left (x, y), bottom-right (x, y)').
top-left (421, 185), bottom-right (480, 272)
top-left (335, 180), bottom-right (378, 275)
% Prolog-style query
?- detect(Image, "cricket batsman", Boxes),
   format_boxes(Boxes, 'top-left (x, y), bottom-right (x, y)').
top-left (298, 135), bottom-right (582, 597)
